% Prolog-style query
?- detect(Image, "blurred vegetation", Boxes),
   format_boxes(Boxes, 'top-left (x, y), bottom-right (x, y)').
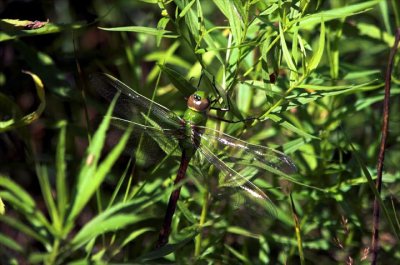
top-left (0, 0), bottom-right (399, 264)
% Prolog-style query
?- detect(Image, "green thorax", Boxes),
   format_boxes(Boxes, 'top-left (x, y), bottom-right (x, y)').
top-left (179, 91), bottom-right (210, 157)
top-left (183, 107), bottom-right (208, 127)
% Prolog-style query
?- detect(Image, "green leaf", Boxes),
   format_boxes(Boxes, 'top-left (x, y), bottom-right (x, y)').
top-left (307, 20), bottom-right (325, 74)
top-left (177, 201), bottom-right (197, 224)
top-left (213, 0), bottom-right (243, 45)
top-left (99, 26), bottom-right (178, 38)
top-left (227, 226), bottom-right (259, 238)
top-left (55, 121), bottom-right (68, 223)
top-left (67, 93), bottom-right (131, 225)
top-left (295, 0), bottom-right (381, 28)
top-left (0, 177), bottom-right (36, 209)
top-left (120, 227), bottom-right (154, 248)
top-left (0, 215), bottom-right (49, 245)
top-left (179, 0), bottom-right (196, 17)
top-left (71, 201), bottom-right (154, 249)
top-left (349, 142), bottom-right (400, 241)
top-left (225, 243), bottom-right (249, 262)
top-left (279, 23), bottom-right (296, 78)
top-left (0, 196), bottom-right (5, 215)
top-left (159, 64), bottom-right (197, 96)
top-left (226, 0), bottom-right (243, 45)
top-left (1, 19), bottom-right (49, 28)
top-left (138, 235), bottom-right (196, 261)
top-left (156, 17), bottom-right (171, 46)
top-left (0, 233), bottom-right (24, 252)
top-left (268, 114), bottom-right (317, 139)
top-left (268, 80), bottom-right (382, 113)
top-left (36, 164), bottom-right (61, 233)
top-left (356, 22), bottom-right (395, 46)
top-left (0, 19), bottom-right (83, 42)
top-left (0, 71), bottom-right (45, 131)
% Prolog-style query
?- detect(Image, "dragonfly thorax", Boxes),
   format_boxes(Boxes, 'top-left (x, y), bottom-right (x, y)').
top-left (180, 92), bottom-right (210, 158)
top-left (181, 91), bottom-right (210, 145)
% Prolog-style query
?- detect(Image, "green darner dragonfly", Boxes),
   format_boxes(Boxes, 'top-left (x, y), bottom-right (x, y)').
top-left (91, 73), bottom-right (297, 248)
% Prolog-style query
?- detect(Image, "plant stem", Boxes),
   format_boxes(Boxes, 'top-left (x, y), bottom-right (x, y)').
top-left (194, 190), bottom-right (209, 257)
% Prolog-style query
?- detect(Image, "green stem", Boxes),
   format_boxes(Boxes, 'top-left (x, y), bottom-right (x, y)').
top-left (194, 190), bottom-right (209, 257)
top-left (290, 194), bottom-right (305, 265)
top-left (47, 239), bottom-right (60, 265)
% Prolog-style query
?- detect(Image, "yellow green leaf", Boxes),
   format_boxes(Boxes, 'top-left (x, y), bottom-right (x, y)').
top-left (0, 71), bottom-right (46, 131)
top-left (0, 197), bottom-right (5, 215)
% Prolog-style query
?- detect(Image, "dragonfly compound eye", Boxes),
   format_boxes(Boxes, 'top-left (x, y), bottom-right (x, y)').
top-left (194, 94), bottom-right (201, 101)
top-left (188, 93), bottom-right (210, 112)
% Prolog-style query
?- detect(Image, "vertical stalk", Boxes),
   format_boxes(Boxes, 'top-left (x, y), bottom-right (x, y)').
top-left (194, 190), bottom-right (209, 256)
top-left (371, 27), bottom-right (400, 265)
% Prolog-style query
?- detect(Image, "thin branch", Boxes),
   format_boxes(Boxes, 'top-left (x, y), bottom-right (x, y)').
top-left (371, 27), bottom-right (400, 265)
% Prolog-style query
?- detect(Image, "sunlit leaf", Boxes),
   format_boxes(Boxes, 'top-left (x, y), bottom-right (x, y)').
top-left (0, 197), bottom-right (4, 215)
top-left (99, 26), bottom-right (178, 38)
top-left (0, 19), bottom-right (82, 42)
top-left (0, 71), bottom-right (45, 131)
top-left (307, 20), bottom-right (325, 74)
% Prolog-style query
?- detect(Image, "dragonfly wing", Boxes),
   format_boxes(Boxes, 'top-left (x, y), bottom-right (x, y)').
top-left (91, 73), bottom-right (184, 130)
top-left (194, 126), bottom-right (297, 217)
top-left (196, 141), bottom-right (278, 217)
top-left (107, 117), bottom-right (182, 166)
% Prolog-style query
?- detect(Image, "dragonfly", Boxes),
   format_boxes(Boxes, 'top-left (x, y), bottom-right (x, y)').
top-left (91, 73), bottom-right (297, 248)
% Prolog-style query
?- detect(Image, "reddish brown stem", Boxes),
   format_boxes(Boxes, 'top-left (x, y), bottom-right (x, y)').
top-left (371, 28), bottom-right (400, 265)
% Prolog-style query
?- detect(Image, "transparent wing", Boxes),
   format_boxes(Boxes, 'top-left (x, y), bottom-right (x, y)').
top-left (194, 126), bottom-right (297, 217)
top-left (90, 73), bottom-right (184, 130)
top-left (99, 117), bottom-right (181, 168)
top-left (106, 117), bottom-right (183, 166)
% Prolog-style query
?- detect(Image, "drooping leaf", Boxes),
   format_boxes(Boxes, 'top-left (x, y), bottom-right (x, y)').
top-left (0, 71), bottom-right (45, 131)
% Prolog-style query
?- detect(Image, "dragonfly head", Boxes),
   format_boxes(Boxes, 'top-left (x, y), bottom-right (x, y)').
top-left (187, 91), bottom-right (210, 112)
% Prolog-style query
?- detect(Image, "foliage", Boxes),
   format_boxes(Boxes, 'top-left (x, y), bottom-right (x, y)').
top-left (0, 0), bottom-right (399, 264)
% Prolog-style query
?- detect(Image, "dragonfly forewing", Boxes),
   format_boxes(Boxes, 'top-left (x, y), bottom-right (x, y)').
top-left (101, 116), bottom-right (182, 167)
top-left (91, 73), bottom-right (184, 130)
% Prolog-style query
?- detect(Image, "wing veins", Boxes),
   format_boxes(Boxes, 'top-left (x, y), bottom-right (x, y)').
top-left (91, 73), bottom-right (184, 130)
top-left (195, 132), bottom-right (277, 217)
